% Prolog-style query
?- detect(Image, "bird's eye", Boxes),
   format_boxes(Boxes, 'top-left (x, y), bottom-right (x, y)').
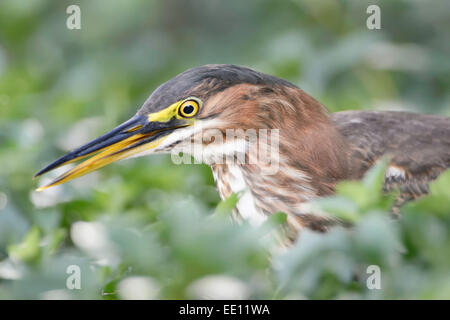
top-left (178, 99), bottom-right (199, 118)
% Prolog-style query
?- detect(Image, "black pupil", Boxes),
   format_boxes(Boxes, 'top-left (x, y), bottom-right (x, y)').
top-left (183, 105), bottom-right (194, 115)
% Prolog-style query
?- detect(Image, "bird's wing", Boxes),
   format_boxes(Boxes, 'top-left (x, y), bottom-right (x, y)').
top-left (331, 110), bottom-right (450, 203)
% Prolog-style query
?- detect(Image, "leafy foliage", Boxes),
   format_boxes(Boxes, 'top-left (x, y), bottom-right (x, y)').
top-left (0, 0), bottom-right (449, 299)
top-left (1, 163), bottom-right (450, 299)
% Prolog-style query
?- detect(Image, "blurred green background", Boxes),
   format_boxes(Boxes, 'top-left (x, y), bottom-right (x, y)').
top-left (0, 0), bottom-right (449, 299)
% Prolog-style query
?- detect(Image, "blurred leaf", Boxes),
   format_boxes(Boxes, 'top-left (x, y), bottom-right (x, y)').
top-left (214, 192), bottom-right (239, 218)
top-left (8, 226), bottom-right (41, 263)
top-left (402, 169), bottom-right (450, 217)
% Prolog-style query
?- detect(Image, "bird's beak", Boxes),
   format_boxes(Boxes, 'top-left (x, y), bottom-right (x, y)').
top-left (34, 115), bottom-right (184, 191)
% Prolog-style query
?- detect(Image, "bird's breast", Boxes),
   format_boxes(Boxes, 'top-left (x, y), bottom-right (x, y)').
top-left (211, 163), bottom-right (340, 239)
top-left (211, 164), bottom-right (267, 225)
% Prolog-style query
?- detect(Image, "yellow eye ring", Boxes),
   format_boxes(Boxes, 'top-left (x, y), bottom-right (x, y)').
top-left (178, 99), bottom-right (200, 118)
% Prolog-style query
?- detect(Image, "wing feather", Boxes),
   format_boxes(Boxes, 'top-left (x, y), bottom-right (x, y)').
top-left (331, 110), bottom-right (450, 205)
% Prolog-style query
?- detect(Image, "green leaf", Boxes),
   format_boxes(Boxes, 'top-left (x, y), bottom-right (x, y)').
top-left (335, 181), bottom-right (371, 208)
top-left (259, 212), bottom-right (288, 235)
top-left (214, 192), bottom-right (239, 218)
top-left (47, 228), bottom-right (67, 255)
top-left (8, 226), bottom-right (41, 263)
top-left (363, 158), bottom-right (388, 195)
top-left (403, 169), bottom-right (450, 216)
top-left (314, 196), bottom-right (360, 223)
top-left (267, 212), bottom-right (288, 225)
top-left (429, 169), bottom-right (450, 199)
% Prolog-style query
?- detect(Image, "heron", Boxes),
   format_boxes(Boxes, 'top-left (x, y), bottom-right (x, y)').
top-left (35, 64), bottom-right (450, 238)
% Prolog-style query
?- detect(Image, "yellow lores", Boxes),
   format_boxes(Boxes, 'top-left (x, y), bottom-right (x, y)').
top-left (35, 97), bottom-right (202, 191)
top-left (147, 97), bottom-right (201, 122)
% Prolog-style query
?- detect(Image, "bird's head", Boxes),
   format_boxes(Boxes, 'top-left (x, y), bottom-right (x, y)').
top-left (35, 64), bottom-right (341, 191)
top-left (35, 64), bottom-right (305, 190)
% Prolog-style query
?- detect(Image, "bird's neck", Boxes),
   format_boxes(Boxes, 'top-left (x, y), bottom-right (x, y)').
top-left (209, 85), bottom-right (352, 232)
